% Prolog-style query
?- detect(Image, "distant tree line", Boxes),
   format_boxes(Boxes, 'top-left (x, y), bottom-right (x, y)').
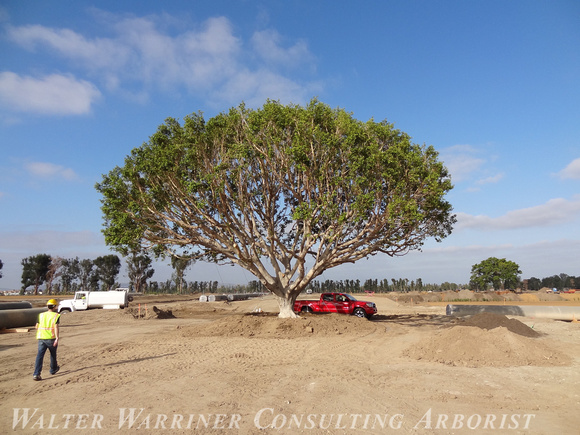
top-left (305, 278), bottom-right (462, 293)
top-left (14, 253), bottom-right (211, 295)
top-left (525, 274), bottom-right (577, 291)
top-left (468, 257), bottom-right (578, 292)
top-left (15, 253), bottom-right (238, 295)
top-left (19, 253), bottom-right (125, 295)
top-left (6, 254), bottom-right (578, 295)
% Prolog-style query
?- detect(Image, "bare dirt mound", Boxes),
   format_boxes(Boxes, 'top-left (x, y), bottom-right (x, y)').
top-left (403, 324), bottom-right (570, 367)
top-left (190, 312), bottom-right (382, 338)
top-left (455, 312), bottom-right (539, 337)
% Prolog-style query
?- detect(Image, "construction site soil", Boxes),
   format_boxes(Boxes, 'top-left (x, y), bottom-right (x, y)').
top-left (1, 292), bottom-right (579, 434)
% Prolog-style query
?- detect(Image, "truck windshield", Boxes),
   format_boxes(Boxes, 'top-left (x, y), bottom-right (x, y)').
top-left (344, 294), bottom-right (356, 301)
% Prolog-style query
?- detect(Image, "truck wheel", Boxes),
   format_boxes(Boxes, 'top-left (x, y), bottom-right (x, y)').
top-left (353, 308), bottom-right (367, 318)
top-left (59, 308), bottom-right (71, 314)
top-left (301, 306), bottom-right (313, 314)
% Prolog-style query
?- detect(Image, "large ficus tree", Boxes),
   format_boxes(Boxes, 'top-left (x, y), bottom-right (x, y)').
top-left (96, 100), bottom-right (455, 317)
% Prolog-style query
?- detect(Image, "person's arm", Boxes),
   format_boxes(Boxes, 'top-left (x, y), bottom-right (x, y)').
top-left (54, 324), bottom-right (59, 346)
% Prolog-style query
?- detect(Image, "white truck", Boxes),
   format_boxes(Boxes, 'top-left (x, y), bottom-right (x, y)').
top-left (58, 289), bottom-right (132, 313)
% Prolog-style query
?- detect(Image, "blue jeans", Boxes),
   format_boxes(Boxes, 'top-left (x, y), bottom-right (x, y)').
top-left (34, 339), bottom-right (58, 376)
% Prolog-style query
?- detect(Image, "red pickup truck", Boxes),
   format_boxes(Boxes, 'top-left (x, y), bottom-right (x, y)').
top-left (293, 292), bottom-right (377, 319)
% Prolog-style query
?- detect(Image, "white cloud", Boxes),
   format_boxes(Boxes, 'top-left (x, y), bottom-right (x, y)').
top-left (6, 24), bottom-right (124, 68)
top-left (25, 161), bottom-right (79, 181)
top-left (6, 14), bottom-right (319, 107)
top-left (456, 196), bottom-right (580, 230)
top-left (476, 173), bottom-right (504, 185)
top-left (251, 29), bottom-right (313, 68)
top-left (557, 157), bottom-right (580, 180)
top-left (0, 72), bottom-right (101, 115)
top-left (439, 145), bottom-right (486, 183)
top-left (215, 68), bottom-right (322, 107)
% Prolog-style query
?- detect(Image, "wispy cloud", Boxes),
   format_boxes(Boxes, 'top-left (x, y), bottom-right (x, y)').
top-left (456, 196), bottom-right (580, 230)
top-left (5, 13), bottom-right (319, 109)
top-left (251, 29), bottom-right (314, 69)
top-left (439, 145), bottom-right (486, 183)
top-left (476, 173), bottom-right (504, 185)
top-left (556, 157), bottom-right (580, 180)
top-left (25, 161), bottom-right (79, 181)
top-left (0, 230), bottom-right (103, 253)
top-left (0, 72), bottom-right (101, 115)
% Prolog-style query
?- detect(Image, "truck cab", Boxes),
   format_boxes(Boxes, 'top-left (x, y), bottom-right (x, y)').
top-left (58, 292), bottom-right (88, 312)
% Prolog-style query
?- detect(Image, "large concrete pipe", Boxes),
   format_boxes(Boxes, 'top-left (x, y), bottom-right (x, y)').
top-left (227, 292), bottom-right (266, 301)
top-left (0, 301), bottom-right (33, 310)
top-left (446, 304), bottom-right (580, 321)
top-left (0, 307), bottom-right (47, 329)
top-left (209, 295), bottom-right (228, 302)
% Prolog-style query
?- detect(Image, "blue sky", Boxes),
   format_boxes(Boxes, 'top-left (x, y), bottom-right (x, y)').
top-left (1, 0), bottom-right (579, 290)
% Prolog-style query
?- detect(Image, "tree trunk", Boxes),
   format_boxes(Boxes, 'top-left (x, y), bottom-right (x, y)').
top-left (276, 294), bottom-right (298, 318)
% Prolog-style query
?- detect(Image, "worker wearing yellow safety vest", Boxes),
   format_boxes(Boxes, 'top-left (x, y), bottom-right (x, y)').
top-left (33, 299), bottom-right (61, 381)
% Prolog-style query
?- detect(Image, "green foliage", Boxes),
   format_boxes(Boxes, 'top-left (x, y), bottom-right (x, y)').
top-left (79, 259), bottom-right (95, 291)
top-left (126, 252), bottom-right (155, 293)
top-left (170, 256), bottom-right (194, 294)
top-left (469, 257), bottom-right (522, 291)
top-left (21, 254), bottom-right (51, 294)
top-left (539, 273), bottom-right (578, 291)
top-left (96, 99), bottom-right (455, 315)
top-left (93, 254), bottom-right (121, 291)
top-left (60, 257), bottom-right (81, 293)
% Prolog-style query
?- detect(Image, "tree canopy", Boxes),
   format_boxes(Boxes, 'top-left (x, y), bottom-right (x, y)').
top-left (93, 254), bottom-right (121, 291)
top-left (126, 252), bottom-right (155, 294)
top-left (96, 99), bottom-right (455, 317)
top-left (21, 254), bottom-right (51, 295)
top-left (470, 257), bottom-right (522, 291)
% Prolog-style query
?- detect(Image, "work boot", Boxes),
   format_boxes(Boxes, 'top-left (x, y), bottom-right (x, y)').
top-left (33, 375), bottom-right (42, 381)
top-left (50, 366), bottom-right (60, 375)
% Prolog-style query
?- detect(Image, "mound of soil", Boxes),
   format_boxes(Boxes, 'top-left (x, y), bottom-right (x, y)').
top-left (387, 293), bottom-right (424, 304)
top-left (403, 312), bottom-right (569, 367)
top-left (456, 289), bottom-right (476, 300)
top-left (190, 312), bottom-right (381, 338)
top-left (456, 312), bottom-right (539, 337)
top-left (152, 306), bottom-right (176, 319)
top-left (403, 326), bottom-right (570, 367)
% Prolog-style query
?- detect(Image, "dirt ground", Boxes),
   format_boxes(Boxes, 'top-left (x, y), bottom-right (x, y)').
top-left (1, 293), bottom-right (579, 434)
